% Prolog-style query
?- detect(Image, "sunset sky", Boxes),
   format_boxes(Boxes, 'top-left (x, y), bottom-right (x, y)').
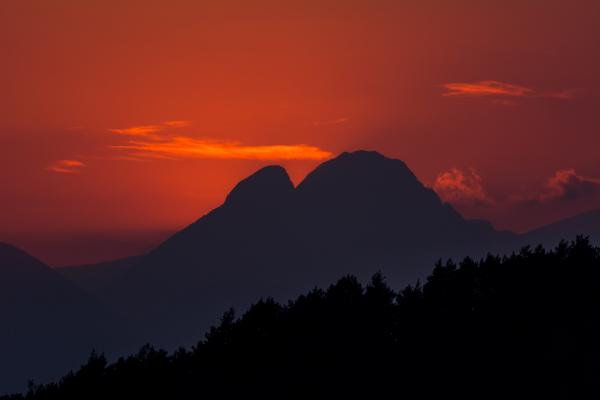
top-left (2, 0), bottom-right (600, 266)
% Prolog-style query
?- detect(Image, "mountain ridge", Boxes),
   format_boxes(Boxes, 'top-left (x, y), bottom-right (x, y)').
top-left (5, 150), bottom-right (600, 394)
top-left (0, 243), bottom-right (128, 394)
top-left (89, 151), bottom-right (520, 350)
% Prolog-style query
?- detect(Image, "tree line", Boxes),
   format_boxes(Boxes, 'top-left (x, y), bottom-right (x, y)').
top-left (3, 237), bottom-right (599, 399)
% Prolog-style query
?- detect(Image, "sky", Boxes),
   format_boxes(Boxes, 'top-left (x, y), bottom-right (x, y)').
top-left (2, 0), bottom-right (600, 266)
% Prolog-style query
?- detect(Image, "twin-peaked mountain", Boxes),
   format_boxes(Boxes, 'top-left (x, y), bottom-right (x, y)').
top-left (85, 151), bottom-right (518, 348)
top-left (3, 150), bottom-right (598, 394)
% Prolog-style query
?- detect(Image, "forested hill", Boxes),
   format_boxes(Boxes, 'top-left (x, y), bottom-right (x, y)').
top-left (4, 237), bottom-right (600, 400)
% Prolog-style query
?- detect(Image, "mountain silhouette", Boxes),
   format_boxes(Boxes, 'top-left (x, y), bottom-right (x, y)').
top-left (224, 165), bottom-right (294, 207)
top-left (523, 209), bottom-right (600, 247)
top-left (5, 150), bottom-right (599, 394)
top-left (59, 256), bottom-right (140, 300)
top-left (293, 151), bottom-right (513, 268)
top-left (83, 151), bottom-right (519, 350)
top-left (0, 243), bottom-right (125, 393)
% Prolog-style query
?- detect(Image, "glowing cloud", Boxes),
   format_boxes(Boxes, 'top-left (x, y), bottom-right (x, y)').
top-left (108, 125), bottom-right (163, 137)
top-left (312, 117), bottom-right (349, 126)
top-left (433, 168), bottom-right (492, 204)
top-left (108, 120), bottom-right (192, 139)
top-left (538, 169), bottom-right (600, 202)
top-left (47, 159), bottom-right (85, 174)
top-left (111, 136), bottom-right (333, 161)
top-left (106, 121), bottom-right (330, 163)
top-left (434, 167), bottom-right (600, 219)
top-left (163, 120), bottom-right (192, 128)
top-left (441, 80), bottom-right (576, 103)
top-left (442, 81), bottom-right (534, 97)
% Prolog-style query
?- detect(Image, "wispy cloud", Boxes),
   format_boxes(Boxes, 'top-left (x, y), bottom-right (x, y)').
top-left (312, 117), bottom-right (349, 126)
top-left (111, 137), bottom-right (333, 161)
top-left (545, 89), bottom-right (579, 100)
top-left (107, 120), bottom-right (192, 138)
top-left (163, 120), bottom-right (192, 128)
top-left (108, 125), bottom-right (164, 138)
top-left (96, 120), bottom-right (332, 165)
top-left (442, 81), bottom-right (533, 98)
top-left (433, 168), bottom-right (492, 205)
top-left (441, 80), bottom-right (576, 104)
top-left (47, 159), bottom-right (85, 174)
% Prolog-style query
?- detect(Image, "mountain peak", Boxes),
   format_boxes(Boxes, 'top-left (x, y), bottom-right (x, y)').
top-left (329, 150), bottom-right (408, 169)
top-left (224, 165), bottom-right (294, 208)
top-left (297, 149), bottom-right (418, 194)
top-left (336, 150), bottom-right (388, 161)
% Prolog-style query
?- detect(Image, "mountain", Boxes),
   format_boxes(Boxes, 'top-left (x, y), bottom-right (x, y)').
top-left (58, 256), bottom-right (141, 300)
top-left (7, 150), bottom-right (600, 395)
top-left (292, 151), bottom-right (515, 274)
top-left (523, 209), bottom-right (600, 248)
top-left (93, 151), bottom-right (519, 349)
top-left (0, 243), bottom-right (124, 393)
top-left (12, 238), bottom-right (600, 400)
top-left (7, 150), bottom-right (600, 394)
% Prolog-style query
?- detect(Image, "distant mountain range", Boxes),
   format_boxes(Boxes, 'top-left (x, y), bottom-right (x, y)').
top-left (524, 208), bottom-right (600, 246)
top-left (0, 244), bottom-right (127, 393)
top-left (1, 150), bottom-right (599, 393)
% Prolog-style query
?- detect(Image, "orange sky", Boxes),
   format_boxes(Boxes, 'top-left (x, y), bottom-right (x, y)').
top-left (2, 0), bottom-right (600, 265)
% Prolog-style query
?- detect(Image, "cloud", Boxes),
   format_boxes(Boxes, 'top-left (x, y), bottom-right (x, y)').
top-left (435, 167), bottom-right (600, 207)
top-left (47, 159), bottom-right (85, 174)
top-left (105, 121), bottom-right (331, 163)
top-left (441, 80), bottom-right (576, 104)
top-left (442, 81), bottom-right (533, 98)
top-left (111, 136), bottom-right (333, 161)
top-left (163, 120), bottom-right (192, 128)
top-left (109, 120), bottom-right (193, 138)
top-left (312, 117), bottom-right (349, 126)
top-left (433, 168), bottom-right (492, 205)
top-left (545, 89), bottom-right (579, 100)
top-left (108, 125), bottom-right (163, 138)
top-left (538, 169), bottom-right (600, 203)
top-left (432, 167), bottom-right (600, 232)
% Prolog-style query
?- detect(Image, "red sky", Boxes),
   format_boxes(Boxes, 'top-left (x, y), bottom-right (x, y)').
top-left (2, 0), bottom-right (600, 266)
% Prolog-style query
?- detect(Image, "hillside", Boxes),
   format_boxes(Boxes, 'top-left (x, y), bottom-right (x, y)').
top-left (7, 238), bottom-right (599, 400)
top-left (0, 244), bottom-right (125, 394)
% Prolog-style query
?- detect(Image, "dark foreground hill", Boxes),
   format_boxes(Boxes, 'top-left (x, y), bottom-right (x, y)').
top-left (6, 238), bottom-right (599, 400)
